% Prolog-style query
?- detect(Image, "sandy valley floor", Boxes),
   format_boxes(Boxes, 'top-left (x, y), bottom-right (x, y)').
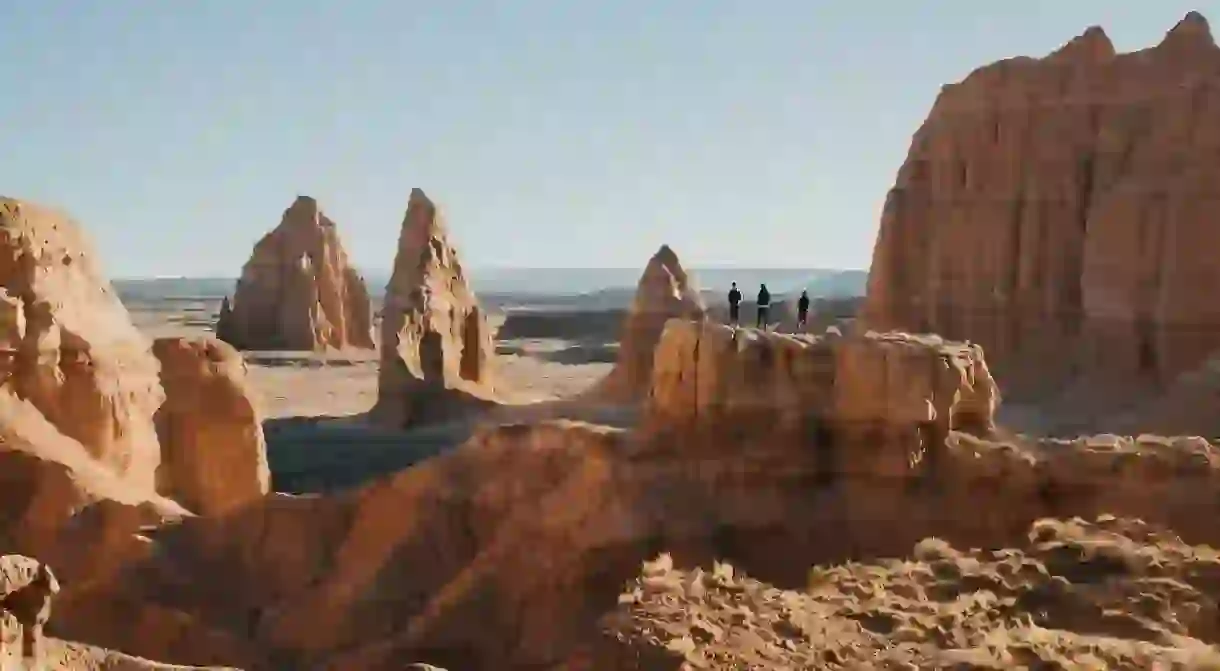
top-left (128, 298), bottom-right (612, 420)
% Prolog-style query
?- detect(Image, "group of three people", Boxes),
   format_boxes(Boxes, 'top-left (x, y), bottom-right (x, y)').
top-left (726, 282), bottom-right (810, 330)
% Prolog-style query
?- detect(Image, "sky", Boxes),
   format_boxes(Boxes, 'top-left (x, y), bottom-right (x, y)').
top-left (1, 1), bottom-right (1215, 278)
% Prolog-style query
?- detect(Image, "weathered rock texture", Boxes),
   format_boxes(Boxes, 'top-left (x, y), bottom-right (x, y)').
top-left (0, 555), bottom-right (241, 670)
top-left (645, 321), bottom-right (1000, 464)
top-left (153, 336), bottom-right (270, 516)
top-left (862, 12), bottom-right (1220, 405)
top-left (372, 189), bottom-right (497, 428)
top-left (0, 555), bottom-right (59, 667)
top-left (594, 245), bottom-right (705, 401)
top-left (216, 196), bottom-right (374, 352)
top-left (19, 315), bottom-right (1220, 670)
top-left (0, 199), bottom-right (264, 667)
top-left (595, 518), bottom-right (1220, 669)
top-left (0, 197), bottom-right (164, 490)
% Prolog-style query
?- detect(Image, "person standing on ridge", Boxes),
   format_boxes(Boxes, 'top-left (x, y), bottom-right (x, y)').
top-left (727, 282), bottom-right (742, 326)
top-left (756, 283), bottom-right (771, 330)
top-left (797, 289), bottom-right (810, 330)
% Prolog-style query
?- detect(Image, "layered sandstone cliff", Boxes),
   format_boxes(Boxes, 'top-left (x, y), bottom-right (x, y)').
top-left (216, 196), bottom-right (374, 352)
top-left (153, 336), bottom-right (270, 516)
top-left (862, 12), bottom-right (1220, 403)
top-left (593, 245), bottom-right (705, 401)
top-left (372, 189), bottom-right (497, 428)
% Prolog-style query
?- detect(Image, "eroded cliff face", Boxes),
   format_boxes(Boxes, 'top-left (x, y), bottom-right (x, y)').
top-left (0, 198), bottom-right (164, 490)
top-left (644, 321), bottom-right (999, 478)
top-left (0, 199), bottom-right (274, 669)
top-left (217, 196), bottom-right (374, 352)
top-left (862, 12), bottom-right (1220, 401)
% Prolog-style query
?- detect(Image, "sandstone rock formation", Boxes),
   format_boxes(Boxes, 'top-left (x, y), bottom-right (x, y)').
top-left (0, 555), bottom-right (59, 667)
top-left (16, 311), bottom-right (1220, 670)
top-left (0, 555), bottom-right (241, 670)
top-left (861, 12), bottom-right (1220, 405)
top-left (372, 189), bottom-right (497, 428)
top-left (153, 336), bottom-right (270, 516)
top-left (645, 321), bottom-right (999, 464)
top-left (0, 199), bottom-right (262, 667)
top-left (0, 197), bottom-right (163, 490)
top-left (216, 196), bottom-right (374, 352)
top-left (593, 245), bottom-right (705, 400)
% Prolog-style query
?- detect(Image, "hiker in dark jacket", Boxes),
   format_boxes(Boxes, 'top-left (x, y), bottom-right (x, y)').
top-left (756, 283), bottom-right (771, 329)
top-left (797, 289), bottom-right (811, 330)
top-left (727, 282), bottom-right (742, 325)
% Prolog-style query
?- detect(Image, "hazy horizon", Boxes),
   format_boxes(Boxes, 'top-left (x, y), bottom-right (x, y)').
top-left (5, 2), bottom-right (1215, 277)
top-left (112, 267), bottom-right (870, 299)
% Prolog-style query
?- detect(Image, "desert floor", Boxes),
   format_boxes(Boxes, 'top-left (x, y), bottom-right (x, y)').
top-left (127, 297), bottom-right (618, 493)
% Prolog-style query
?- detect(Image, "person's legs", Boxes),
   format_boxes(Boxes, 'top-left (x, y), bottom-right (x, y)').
top-left (757, 306), bottom-right (768, 329)
top-left (729, 304), bottom-right (739, 325)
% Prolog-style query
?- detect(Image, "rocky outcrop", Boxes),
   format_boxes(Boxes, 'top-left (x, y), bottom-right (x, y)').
top-left (861, 12), bottom-right (1220, 402)
top-left (0, 200), bottom-right (262, 667)
top-left (645, 321), bottom-right (999, 464)
top-left (0, 555), bottom-right (59, 667)
top-left (0, 197), bottom-right (163, 490)
top-left (372, 189), bottom-right (497, 428)
top-left (216, 196), bottom-right (374, 352)
top-left (0, 555), bottom-right (242, 670)
top-left (153, 336), bottom-right (270, 516)
top-left (594, 517), bottom-right (1220, 669)
top-left (593, 245), bottom-right (705, 401)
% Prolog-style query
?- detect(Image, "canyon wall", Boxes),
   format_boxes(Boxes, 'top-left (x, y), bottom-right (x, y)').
top-left (862, 12), bottom-right (1220, 404)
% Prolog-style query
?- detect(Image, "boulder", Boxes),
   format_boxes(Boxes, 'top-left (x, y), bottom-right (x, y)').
top-left (372, 189), bottom-right (497, 428)
top-left (0, 555), bottom-right (59, 667)
top-left (216, 196), bottom-right (374, 352)
top-left (593, 245), bottom-right (705, 400)
top-left (861, 12), bottom-right (1220, 400)
top-left (153, 336), bottom-right (270, 516)
top-left (0, 197), bottom-right (163, 490)
top-left (0, 555), bottom-right (242, 670)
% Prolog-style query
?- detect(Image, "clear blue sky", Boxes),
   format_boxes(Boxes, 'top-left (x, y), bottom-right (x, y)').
top-left (1, 2), bottom-right (1213, 278)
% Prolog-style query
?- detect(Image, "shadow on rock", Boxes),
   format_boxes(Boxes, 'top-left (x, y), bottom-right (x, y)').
top-left (264, 415), bottom-right (475, 494)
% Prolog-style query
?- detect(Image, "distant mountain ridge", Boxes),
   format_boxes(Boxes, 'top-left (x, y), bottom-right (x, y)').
top-left (113, 268), bottom-right (868, 305)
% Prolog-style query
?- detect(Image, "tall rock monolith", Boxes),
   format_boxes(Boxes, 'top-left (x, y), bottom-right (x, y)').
top-left (371, 189), bottom-right (497, 428)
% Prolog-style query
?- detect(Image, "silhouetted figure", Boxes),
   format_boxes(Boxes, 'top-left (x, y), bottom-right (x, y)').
top-left (797, 289), bottom-right (810, 329)
top-left (756, 283), bottom-right (771, 329)
top-left (727, 282), bottom-right (742, 325)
